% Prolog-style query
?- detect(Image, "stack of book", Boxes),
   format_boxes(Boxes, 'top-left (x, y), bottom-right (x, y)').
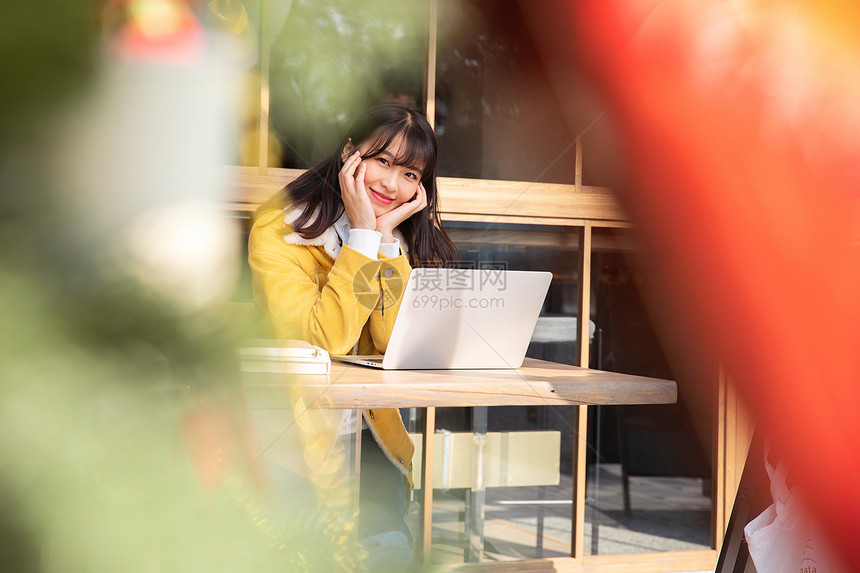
top-left (238, 339), bottom-right (331, 375)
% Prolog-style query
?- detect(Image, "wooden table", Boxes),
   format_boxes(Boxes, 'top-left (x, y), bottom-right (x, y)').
top-left (242, 357), bottom-right (677, 562)
top-left (242, 357), bottom-right (676, 408)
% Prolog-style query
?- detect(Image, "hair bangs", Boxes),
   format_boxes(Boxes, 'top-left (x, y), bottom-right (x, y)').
top-left (361, 123), bottom-right (436, 178)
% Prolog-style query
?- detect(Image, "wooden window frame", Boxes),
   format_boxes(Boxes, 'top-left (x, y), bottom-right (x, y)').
top-left (232, 1), bottom-right (755, 569)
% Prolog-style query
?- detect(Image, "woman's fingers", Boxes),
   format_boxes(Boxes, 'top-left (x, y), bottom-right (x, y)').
top-left (339, 152), bottom-right (376, 230)
top-left (339, 151), bottom-right (361, 190)
top-left (403, 182), bottom-right (428, 218)
top-left (403, 183), bottom-right (429, 218)
top-left (339, 151), bottom-right (362, 197)
top-left (376, 182), bottom-right (429, 235)
top-left (414, 182), bottom-right (428, 211)
top-left (355, 160), bottom-right (366, 190)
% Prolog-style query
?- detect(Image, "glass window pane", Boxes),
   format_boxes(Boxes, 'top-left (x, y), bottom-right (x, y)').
top-left (237, 70), bottom-right (263, 168)
top-left (580, 116), bottom-right (617, 189)
top-left (407, 221), bottom-right (582, 563)
top-left (585, 227), bottom-right (714, 555)
top-left (435, 0), bottom-right (577, 183)
top-left (267, 0), bottom-right (428, 169)
top-left (200, 0), bottom-right (265, 167)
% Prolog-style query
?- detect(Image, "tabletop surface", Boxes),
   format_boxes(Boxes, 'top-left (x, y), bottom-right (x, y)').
top-left (241, 357), bottom-right (677, 409)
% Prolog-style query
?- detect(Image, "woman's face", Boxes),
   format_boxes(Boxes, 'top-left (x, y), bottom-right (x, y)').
top-left (356, 135), bottom-right (424, 218)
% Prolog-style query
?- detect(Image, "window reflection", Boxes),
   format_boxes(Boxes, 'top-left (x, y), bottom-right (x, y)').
top-left (586, 227), bottom-right (713, 555)
top-left (414, 221), bottom-right (580, 561)
top-left (411, 224), bottom-right (715, 561)
top-left (435, 0), bottom-right (577, 183)
top-left (267, 0), bottom-right (428, 169)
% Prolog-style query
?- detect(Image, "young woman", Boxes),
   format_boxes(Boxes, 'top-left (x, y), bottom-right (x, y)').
top-left (248, 102), bottom-right (458, 559)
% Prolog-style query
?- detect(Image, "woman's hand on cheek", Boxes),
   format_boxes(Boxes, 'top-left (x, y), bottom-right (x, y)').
top-left (376, 182), bottom-right (428, 243)
top-left (338, 152), bottom-right (376, 230)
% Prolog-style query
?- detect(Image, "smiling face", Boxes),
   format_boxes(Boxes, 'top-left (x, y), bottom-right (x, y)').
top-left (356, 135), bottom-right (424, 218)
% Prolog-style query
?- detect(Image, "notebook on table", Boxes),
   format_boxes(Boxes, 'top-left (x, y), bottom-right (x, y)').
top-left (332, 268), bottom-right (552, 370)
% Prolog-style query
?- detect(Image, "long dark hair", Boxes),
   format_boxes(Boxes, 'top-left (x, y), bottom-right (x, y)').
top-left (261, 103), bottom-right (458, 267)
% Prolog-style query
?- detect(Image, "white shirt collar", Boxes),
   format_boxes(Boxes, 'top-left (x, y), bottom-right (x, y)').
top-left (283, 205), bottom-right (407, 259)
top-left (332, 211), bottom-right (352, 247)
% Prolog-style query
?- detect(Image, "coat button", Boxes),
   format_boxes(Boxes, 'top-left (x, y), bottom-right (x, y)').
top-left (368, 410), bottom-right (374, 419)
top-left (383, 268), bottom-right (394, 278)
top-left (398, 457), bottom-right (405, 464)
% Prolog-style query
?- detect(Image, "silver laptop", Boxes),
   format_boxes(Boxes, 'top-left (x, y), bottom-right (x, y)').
top-left (333, 268), bottom-right (552, 369)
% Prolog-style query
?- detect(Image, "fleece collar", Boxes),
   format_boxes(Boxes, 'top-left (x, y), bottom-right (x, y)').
top-left (283, 206), bottom-right (342, 258)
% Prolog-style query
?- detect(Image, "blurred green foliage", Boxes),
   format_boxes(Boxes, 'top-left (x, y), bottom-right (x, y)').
top-left (0, 3), bottom-right (364, 572)
top-left (0, 265), bottom-right (356, 573)
top-left (0, 2), bottom-right (99, 138)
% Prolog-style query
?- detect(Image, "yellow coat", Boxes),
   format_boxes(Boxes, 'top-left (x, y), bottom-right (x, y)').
top-left (248, 205), bottom-right (415, 485)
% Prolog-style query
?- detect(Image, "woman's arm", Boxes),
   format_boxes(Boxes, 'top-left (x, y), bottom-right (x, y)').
top-left (248, 208), bottom-right (382, 355)
top-left (367, 251), bottom-right (411, 353)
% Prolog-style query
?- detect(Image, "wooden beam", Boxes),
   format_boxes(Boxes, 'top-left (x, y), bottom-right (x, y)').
top-left (424, 0), bottom-right (438, 128)
top-left (571, 223), bottom-right (593, 559)
top-left (437, 179), bottom-right (626, 222)
top-left (713, 366), bottom-right (726, 550)
top-left (440, 549), bottom-right (718, 572)
top-left (219, 166), bottom-right (629, 225)
top-left (421, 406), bottom-right (436, 564)
top-left (257, 0), bottom-right (271, 174)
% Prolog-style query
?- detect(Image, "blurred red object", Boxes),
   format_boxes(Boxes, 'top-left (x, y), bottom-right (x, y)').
top-left (104, 0), bottom-right (205, 64)
top-left (532, 0), bottom-right (860, 568)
